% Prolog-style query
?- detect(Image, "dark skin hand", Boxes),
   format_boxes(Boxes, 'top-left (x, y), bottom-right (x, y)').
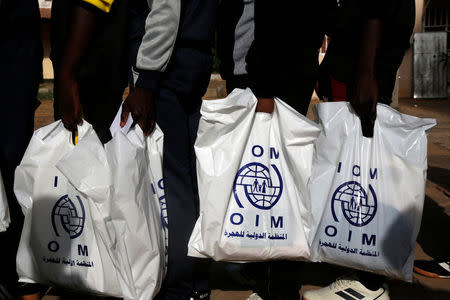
top-left (350, 19), bottom-right (383, 137)
top-left (119, 92), bottom-right (272, 135)
top-left (58, 72), bottom-right (82, 132)
top-left (256, 97), bottom-right (275, 113)
top-left (121, 87), bottom-right (156, 136)
top-left (58, 5), bottom-right (97, 132)
top-left (352, 69), bottom-right (379, 137)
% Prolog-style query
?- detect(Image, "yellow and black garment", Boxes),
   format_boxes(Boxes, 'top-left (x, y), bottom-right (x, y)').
top-left (81, 0), bottom-right (114, 13)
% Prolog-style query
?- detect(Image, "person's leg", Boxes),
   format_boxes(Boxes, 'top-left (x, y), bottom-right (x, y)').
top-left (356, 271), bottom-right (385, 291)
top-left (154, 86), bottom-right (198, 299)
top-left (188, 101), bottom-right (212, 299)
top-left (258, 80), bottom-right (316, 299)
top-left (247, 262), bottom-right (301, 300)
top-left (0, 34), bottom-right (42, 297)
top-left (153, 47), bottom-right (212, 300)
top-left (264, 261), bottom-right (302, 300)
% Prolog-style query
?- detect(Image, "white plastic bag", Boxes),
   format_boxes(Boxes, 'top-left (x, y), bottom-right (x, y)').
top-left (110, 104), bottom-right (168, 277)
top-left (308, 102), bottom-right (436, 281)
top-left (104, 108), bottom-right (166, 299)
top-left (146, 127), bottom-right (169, 275)
top-left (188, 88), bottom-right (321, 261)
top-left (14, 121), bottom-right (122, 296)
top-left (0, 171), bottom-right (10, 232)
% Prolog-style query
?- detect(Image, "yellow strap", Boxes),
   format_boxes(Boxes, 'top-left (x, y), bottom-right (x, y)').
top-left (81, 0), bottom-right (114, 13)
top-left (72, 130), bottom-right (79, 145)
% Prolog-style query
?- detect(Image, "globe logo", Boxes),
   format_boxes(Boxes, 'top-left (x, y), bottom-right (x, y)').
top-left (51, 195), bottom-right (86, 239)
top-left (233, 162), bottom-right (283, 210)
top-left (331, 181), bottom-right (377, 227)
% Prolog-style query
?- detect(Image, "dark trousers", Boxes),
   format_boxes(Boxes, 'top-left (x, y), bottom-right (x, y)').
top-left (129, 47), bottom-right (212, 299)
top-left (0, 36), bottom-right (42, 293)
top-left (156, 48), bottom-right (212, 299)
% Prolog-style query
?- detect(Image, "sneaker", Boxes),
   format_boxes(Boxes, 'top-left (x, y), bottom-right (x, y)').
top-left (414, 259), bottom-right (450, 278)
top-left (302, 276), bottom-right (389, 300)
top-left (247, 293), bottom-right (264, 300)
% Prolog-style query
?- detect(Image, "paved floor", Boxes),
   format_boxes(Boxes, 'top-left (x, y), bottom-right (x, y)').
top-left (36, 80), bottom-right (449, 299)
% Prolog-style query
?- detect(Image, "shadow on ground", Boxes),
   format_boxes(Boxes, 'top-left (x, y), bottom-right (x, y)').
top-left (417, 167), bottom-right (450, 258)
top-left (427, 166), bottom-right (450, 195)
top-left (417, 196), bottom-right (450, 259)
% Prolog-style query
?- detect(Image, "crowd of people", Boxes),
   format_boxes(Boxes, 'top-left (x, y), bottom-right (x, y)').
top-left (2, 0), bottom-right (445, 300)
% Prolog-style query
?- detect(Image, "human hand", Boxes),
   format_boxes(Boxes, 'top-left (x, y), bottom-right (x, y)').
top-left (58, 72), bottom-right (83, 132)
top-left (256, 97), bottom-right (275, 113)
top-left (350, 71), bottom-right (378, 137)
top-left (121, 87), bottom-right (156, 136)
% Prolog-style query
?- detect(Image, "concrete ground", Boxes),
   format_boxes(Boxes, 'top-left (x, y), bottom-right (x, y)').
top-left (36, 79), bottom-right (449, 299)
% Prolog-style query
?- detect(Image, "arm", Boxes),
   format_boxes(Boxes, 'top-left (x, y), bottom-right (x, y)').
top-left (350, 18), bottom-right (383, 137)
top-left (350, 0), bottom-right (390, 137)
top-left (58, 4), bottom-right (97, 131)
top-left (121, 0), bottom-right (181, 135)
top-left (246, 1), bottom-right (279, 113)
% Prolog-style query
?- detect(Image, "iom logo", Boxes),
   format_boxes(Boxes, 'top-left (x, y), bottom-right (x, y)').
top-left (151, 178), bottom-right (168, 229)
top-left (51, 195), bottom-right (86, 239)
top-left (233, 162), bottom-right (283, 210)
top-left (331, 181), bottom-right (377, 227)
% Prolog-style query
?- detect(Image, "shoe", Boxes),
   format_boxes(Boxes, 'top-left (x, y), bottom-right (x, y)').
top-left (247, 293), bottom-right (264, 300)
top-left (414, 259), bottom-right (450, 278)
top-left (302, 276), bottom-right (389, 300)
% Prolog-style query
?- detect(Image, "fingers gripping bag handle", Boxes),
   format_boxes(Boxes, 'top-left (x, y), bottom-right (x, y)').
top-left (110, 102), bottom-right (134, 137)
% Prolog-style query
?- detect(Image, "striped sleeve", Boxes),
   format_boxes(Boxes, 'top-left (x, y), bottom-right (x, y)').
top-left (81, 0), bottom-right (114, 13)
